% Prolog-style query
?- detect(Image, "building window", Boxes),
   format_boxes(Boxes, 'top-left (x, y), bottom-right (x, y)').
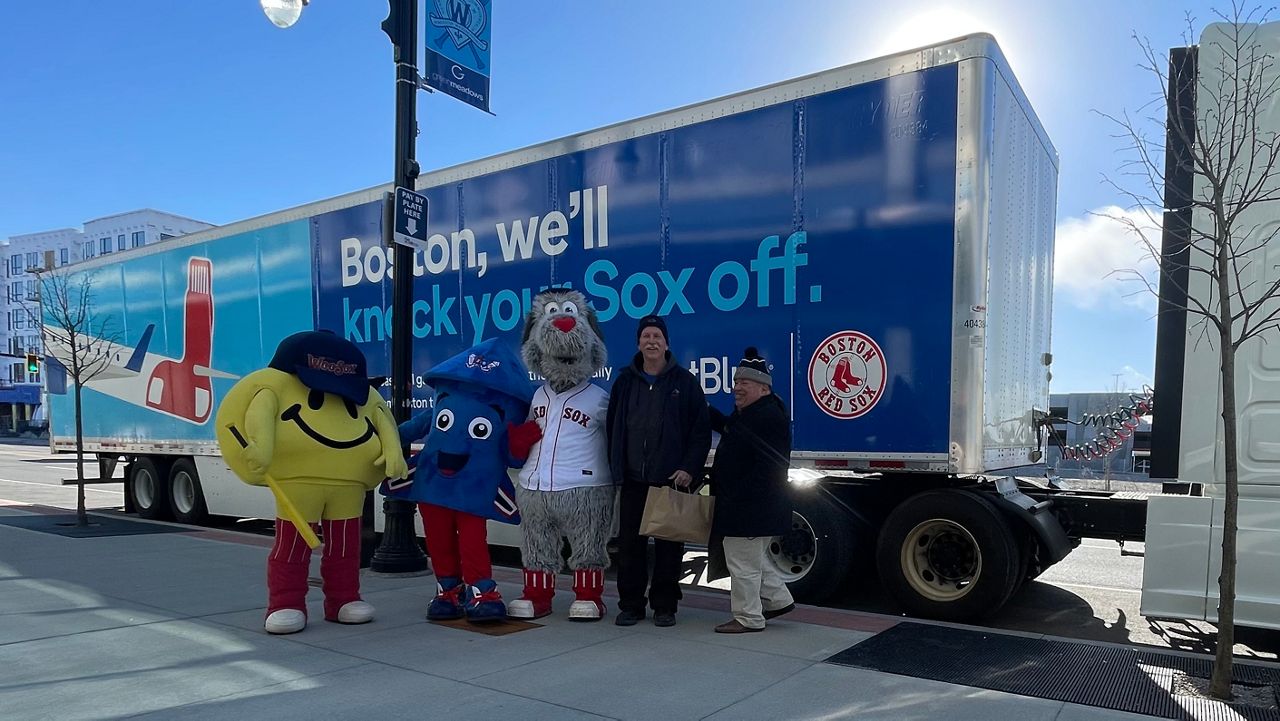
top-left (9, 255), bottom-right (20, 276)
top-left (24, 252), bottom-right (37, 268)
top-left (100, 237), bottom-right (112, 254)
top-left (132, 230), bottom-right (145, 247)
top-left (117, 234), bottom-right (125, 251)
top-left (24, 280), bottom-right (34, 300)
top-left (13, 310), bottom-right (23, 330)
top-left (60, 248), bottom-right (69, 265)
top-left (82, 241), bottom-right (95, 259)
top-left (7, 281), bottom-right (18, 303)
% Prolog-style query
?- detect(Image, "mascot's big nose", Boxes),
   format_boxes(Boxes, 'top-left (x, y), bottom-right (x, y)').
top-left (552, 317), bottom-right (577, 333)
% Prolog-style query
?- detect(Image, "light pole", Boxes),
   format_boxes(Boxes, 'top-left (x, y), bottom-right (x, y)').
top-left (261, 0), bottom-right (428, 574)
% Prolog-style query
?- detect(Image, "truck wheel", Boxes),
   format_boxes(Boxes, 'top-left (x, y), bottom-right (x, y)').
top-left (167, 459), bottom-right (207, 525)
top-left (130, 457), bottom-right (171, 521)
top-left (768, 488), bottom-right (858, 604)
top-left (876, 489), bottom-right (1021, 621)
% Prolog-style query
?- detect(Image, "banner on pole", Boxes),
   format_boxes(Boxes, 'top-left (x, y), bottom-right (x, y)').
top-left (424, 0), bottom-right (492, 113)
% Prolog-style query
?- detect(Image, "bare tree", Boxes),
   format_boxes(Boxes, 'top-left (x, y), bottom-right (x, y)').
top-left (1101, 2), bottom-right (1280, 700)
top-left (21, 265), bottom-right (121, 527)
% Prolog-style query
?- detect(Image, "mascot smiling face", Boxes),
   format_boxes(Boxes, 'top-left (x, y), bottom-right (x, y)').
top-left (216, 332), bottom-right (401, 489)
top-left (521, 288), bottom-right (606, 392)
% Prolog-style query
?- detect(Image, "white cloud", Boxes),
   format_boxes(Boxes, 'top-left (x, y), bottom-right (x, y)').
top-left (1054, 206), bottom-right (1160, 311)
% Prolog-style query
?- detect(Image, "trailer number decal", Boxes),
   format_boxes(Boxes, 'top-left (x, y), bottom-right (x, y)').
top-left (808, 330), bottom-right (886, 419)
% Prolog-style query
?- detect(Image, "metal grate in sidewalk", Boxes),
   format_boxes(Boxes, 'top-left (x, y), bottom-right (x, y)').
top-left (0, 512), bottom-right (193, 538)
top-left (826, 622), bottom-right (1280, 720)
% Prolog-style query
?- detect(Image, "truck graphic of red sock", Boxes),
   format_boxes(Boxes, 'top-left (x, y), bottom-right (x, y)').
top-left (146, 258), bottom-right (215, 422)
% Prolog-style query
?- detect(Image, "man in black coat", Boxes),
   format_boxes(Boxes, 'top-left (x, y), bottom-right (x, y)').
top-left (708, 347), bottom-right (795, 633)
top-left (606, 315), bottom-right (711, 627)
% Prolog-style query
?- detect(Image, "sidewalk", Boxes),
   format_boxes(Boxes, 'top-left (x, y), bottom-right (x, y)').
top-left (0, 502), bottom-right (1273, 721)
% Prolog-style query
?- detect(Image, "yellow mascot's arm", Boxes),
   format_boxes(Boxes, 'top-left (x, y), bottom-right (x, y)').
top-left (371, 400), bottom-right (409, 488)
top-left (241, 388), bottom-right (279, 484)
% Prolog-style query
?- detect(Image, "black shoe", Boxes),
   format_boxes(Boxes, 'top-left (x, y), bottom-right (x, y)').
top-left (653, 612), bottom-right (676, 627)
top-left (615, 610), bottom-right (645, 626)
top-left (763, 603), bottom-right (796, 620)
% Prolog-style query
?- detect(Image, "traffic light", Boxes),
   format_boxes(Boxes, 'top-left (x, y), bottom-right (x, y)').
top-left (25, 353), bottom-right (38, 374)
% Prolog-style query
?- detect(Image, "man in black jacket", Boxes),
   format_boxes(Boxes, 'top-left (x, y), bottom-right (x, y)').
top-left (708, 347), bottom-right (795, 634)
top-left (606, 315), bottom-right (711, 627)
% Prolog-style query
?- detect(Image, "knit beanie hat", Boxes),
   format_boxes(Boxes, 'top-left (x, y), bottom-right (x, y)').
top-left (636, 315), bottom-right (668, 343)
top-left (735, 347), bottom-right (772, 386)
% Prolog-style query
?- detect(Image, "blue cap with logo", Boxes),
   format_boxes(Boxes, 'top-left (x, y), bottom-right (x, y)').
top-left (268, 330), bottom-right (372, 404)
top-left (425, 337), bottom-right (534, 406)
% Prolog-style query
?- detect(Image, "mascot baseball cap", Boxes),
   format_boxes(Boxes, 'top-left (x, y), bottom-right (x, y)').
top-left (269, 330), bottom-right (371, 404)
top-left (425, 337), bottom-right (534, 405)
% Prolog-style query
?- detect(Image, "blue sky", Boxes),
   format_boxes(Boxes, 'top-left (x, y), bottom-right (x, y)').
top-left (0, 1), bottom-right (1225, 392)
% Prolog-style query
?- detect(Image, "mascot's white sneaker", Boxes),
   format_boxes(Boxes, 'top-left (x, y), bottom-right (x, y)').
top-left (568, 599), bottom-right (605, 621)
top-left (336, 600), bottom-right (375, 624)
top-left (264, 609), bottom-right (307, 635)
top-left (507, 599), bottom-right (536, 618)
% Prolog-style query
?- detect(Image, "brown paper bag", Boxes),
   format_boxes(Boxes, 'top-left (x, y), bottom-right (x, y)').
top-left (639, 485), bottom-right (715, 544)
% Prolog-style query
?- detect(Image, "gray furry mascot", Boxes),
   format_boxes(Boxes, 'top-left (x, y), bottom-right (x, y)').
top-left (507, 288), bottom-right (614, 621)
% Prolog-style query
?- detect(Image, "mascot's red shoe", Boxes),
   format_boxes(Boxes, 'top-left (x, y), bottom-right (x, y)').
top-left (507, 569), bottom-right (555, 619)
top-left (568, 568), bottom-right (605, 621)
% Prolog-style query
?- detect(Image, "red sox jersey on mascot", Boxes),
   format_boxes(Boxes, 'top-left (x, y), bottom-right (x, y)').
top-left (521, 384), bottom-right (610, 491)
top-left (508, 288), bottom-right (615, 621)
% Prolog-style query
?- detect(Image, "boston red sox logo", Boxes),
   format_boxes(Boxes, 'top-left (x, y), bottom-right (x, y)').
top-left (808, 330), bottom-right (886, 419)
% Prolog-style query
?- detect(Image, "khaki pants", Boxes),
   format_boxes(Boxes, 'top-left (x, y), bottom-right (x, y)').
top-left (722, 536), bottom-right (794, 629)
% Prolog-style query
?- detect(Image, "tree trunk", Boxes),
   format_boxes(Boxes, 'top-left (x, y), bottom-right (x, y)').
top-left (74, 372), bottom-right (86, 527)
top-left (1208, 252), bottom-right (1238, 700)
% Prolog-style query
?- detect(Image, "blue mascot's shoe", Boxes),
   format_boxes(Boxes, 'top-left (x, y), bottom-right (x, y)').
top-left (465, 579), bottom-right (507, 624)
top-left (427, 577), bottom-right (466, 621)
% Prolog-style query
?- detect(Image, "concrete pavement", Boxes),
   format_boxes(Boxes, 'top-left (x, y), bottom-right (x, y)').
top-left (0, 501), bottom-right (1271, 720)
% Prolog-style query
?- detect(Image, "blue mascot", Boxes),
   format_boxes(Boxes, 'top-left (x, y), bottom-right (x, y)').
top-left (381, 338), bottom-right (537, 623)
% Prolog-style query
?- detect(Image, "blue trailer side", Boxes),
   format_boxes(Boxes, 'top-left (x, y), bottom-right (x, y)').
top-left (317, 62), bottom-right (962, 461)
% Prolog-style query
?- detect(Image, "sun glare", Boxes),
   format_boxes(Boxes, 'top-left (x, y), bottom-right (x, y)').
top-left (876, 7), bottom-right (990, 57)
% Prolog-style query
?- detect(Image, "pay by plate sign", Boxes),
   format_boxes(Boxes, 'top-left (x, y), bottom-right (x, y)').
top-left (392, 187), bottom-right (429, 251)
top-left (424, 0), bottom-right (491, 113)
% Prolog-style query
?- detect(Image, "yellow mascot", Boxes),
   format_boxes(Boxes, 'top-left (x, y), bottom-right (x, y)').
top-left (215, 330), bottom-right (407, 635)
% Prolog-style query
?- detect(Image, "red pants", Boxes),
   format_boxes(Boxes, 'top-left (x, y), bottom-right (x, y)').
top-left (266, 516), bottom-right (361, 621)
top-left (419, 503), bottom-right (491, 583)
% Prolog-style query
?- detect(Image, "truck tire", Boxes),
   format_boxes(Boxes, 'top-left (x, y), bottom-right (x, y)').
top-left (130, 457), bottom-right (172, 521)
top-left (876, 489), bottom-right (1021, 621)
top-left (167, 459), bottom-right (207, 525)
top-left (767, 488), bottom-right (859, 604)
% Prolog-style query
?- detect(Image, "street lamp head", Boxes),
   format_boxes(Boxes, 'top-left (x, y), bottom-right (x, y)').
top-left (261, 0), bottom-right (309, 28)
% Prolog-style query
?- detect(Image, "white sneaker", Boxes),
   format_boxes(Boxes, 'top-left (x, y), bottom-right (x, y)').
top-left (506, 599), bottom-right (535, 618)
top-left (568, 600), bottom-right (604, 621)
top-left (336, 600), bottom-right (375, 624)
top-left (264, 609), bottom-right (306, 635)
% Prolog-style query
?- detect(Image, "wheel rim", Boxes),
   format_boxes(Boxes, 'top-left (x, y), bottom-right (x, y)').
top-left (134, 469), bottom-right (156, 509)
top-left (172, 470), bottom-right (196, 515)
top-left (766, 511), bottom-right (817, 582)
top-left (900, 518), bottom-right (982, 602)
